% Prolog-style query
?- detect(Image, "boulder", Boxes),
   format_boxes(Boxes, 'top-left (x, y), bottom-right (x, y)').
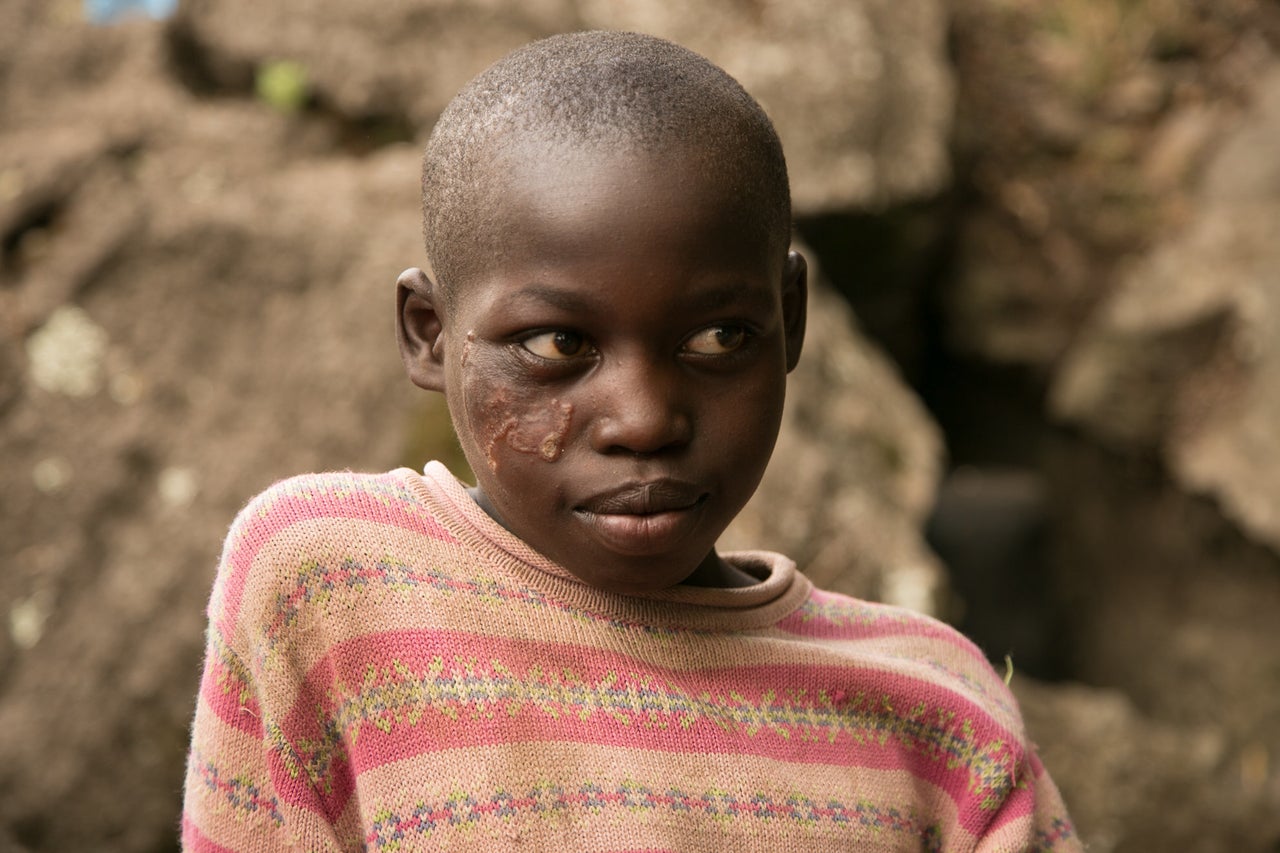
top-left (1040, 62), bottom-right (1280, 852)
top-left (169, 0), bottom-right (953, 214)
top-left (577, 0), bottom-right (952, 212)
top-left (1052, 63), bottom-right (1280, 554)
top-left (939, 1), bottom-right (1275, 372)
top-left (1035, 437), bottom-right (1280, 849)
top-left (1015, 678), bottom-right (1279, 853)
top-left (0, 14), bottom-right (427, 848)
top-left (2, 150), bottom-right (429, 850)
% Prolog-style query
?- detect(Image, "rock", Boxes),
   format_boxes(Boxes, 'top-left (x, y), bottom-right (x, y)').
top-left (1040, 63), bottom-right (1280, 852)
top-left (1052, 63), bottom-right (1280, 554)
top-left (169, 0), bottom-right (953, 214)
top-left (940, 1), bottom-right (1279, 374)
top-left (24, 306), bottom-right (109, 397)
top-left (1141, 102), bottom-right (1221, 191)
top-left (166, 0), bottom-right (577, 127)
top-left (0, 16), bottom-right (427, 847)
top-left (578, 0), bottom-right (952, 212)
top-left (0, 144), bottom-right (430, 850)
top-left (1100, 69), bottom-right (1170, 122)
top-left (1014, 678), bottom-right (1280, 853)
top-left (1036, 437), bottom-right (1280, 849)
top-left (723, 247), bottom-right (947, 615)
top-left (0, 141), bottom-right (429, 849)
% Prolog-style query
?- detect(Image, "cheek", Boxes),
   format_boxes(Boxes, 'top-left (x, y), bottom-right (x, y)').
top-left (705, 372), bottom-right (786, 477)
top-left (457, 348), bottom-right (574, 473)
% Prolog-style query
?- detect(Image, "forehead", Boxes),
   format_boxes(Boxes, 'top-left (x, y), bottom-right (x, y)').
top-left (442, 140), bottom-right (775, 304)
top-left (517, 141), bottom-right (747, 234)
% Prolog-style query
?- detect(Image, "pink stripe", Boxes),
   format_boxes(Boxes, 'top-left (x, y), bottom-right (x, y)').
top-left (266, 743), bottom-right (331, 823)
top-left (215, 473), bottom-right (455, 638)
top-left (979, 753), bottom-right (1048, 835)
top-left (272, 629), bottom-right (1022, 832)
top-left (966, 770), bottom-right (1038, 839)
top-left (181, 817), bottom-right (239, 853)
top-left (199, 657), bottom-right (263, 737)
top-left (268, 653), bottom-right (352, 825)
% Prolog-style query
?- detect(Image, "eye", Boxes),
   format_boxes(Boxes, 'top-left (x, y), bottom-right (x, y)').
top-left (683, 324), bottom-right (748, 355)
top-left (521, 330), bottom-right (592, 360)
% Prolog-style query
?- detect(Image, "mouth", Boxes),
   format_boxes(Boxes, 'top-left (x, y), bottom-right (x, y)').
top-left (573, 480), bottom-right (709, 555)
top-left (578, 480), bottom-right (705, 515)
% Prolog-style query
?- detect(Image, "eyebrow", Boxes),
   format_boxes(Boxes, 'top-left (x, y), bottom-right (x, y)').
top-left (508, 283), bottom-right (596, 313)
top-left (685, 281), bottom-right (776, 313)
top-left (509, 279), bottom-right (776, 314)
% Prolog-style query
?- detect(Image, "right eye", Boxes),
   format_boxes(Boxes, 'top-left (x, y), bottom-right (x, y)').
top-left (520, 330), bottom-right (592, 360)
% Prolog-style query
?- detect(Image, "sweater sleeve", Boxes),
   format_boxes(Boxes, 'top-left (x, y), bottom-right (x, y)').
top-left (182, 629), bottom-right (295, 851)
top-left (181, 485), bottom-right (346, 853)
top-left (977, 750), bottom-right (1083, 853)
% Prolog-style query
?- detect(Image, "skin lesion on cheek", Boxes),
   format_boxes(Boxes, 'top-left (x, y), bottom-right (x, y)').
top-left (460, 330), bottom-right (476, 368)
top-left (458, 344), bottom-right (573, 472)
top-left (484, 398), bottom-right (574, 469)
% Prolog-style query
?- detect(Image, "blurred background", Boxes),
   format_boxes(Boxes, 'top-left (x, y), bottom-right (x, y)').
top-left (2, 0), bottom-right (1279, 850)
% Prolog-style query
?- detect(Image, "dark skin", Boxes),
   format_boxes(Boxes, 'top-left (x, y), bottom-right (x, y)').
top-left (397, 141), bottom-right (806, 595)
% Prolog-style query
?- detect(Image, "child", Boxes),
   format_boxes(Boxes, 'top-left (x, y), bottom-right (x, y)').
top-left (182, 31), bottom-right (1081, 852)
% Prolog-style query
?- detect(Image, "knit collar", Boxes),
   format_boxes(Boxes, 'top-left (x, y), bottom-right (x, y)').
top-left (401, 461), bottom-right (812, 633)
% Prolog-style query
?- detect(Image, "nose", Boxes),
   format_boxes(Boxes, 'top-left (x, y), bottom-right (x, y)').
top-left (588, 357), bottom-right (692, 455)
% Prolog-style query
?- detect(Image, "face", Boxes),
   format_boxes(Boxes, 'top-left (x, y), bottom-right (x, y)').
top-left (400, 142), bottom-right (806, 594)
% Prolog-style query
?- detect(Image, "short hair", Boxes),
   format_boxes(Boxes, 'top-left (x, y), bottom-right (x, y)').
top-left (421, 30), bottom-right (791, 299)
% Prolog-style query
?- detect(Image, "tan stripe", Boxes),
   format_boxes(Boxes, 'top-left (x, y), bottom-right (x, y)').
top-left (185, 723), bottom-right (284, 844)
top-left (189, 696), bottom-right (267, 762)
top-left (349, 741), bottom-right (978, 852)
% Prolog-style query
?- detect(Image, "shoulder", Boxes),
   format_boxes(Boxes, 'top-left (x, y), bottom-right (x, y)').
top-left (784, 584), bottom-right (964, 644)
top-left (222, 469), bottom-right (448, 553)
top-left (207, 469), bottom-right (454, 636)
top-left (783, 585), bottom-right (1025, 734)
top-left (770, 586), bottom-right (1076, 842)
top-left (231, 468), bottom-right (424, 525)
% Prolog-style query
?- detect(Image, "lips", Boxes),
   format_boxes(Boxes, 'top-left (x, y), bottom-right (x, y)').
top-left (574, 480), bottom-right (708, 555)
top-left (579, 480), bottom-right (705, 515)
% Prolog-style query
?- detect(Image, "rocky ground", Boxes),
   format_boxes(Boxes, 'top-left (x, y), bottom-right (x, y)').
top-left (1, 1), bottom-right (1279, 851)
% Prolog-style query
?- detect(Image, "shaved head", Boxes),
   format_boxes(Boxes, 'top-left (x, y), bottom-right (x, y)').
top-left (421, 31), bottom-right (791, 299)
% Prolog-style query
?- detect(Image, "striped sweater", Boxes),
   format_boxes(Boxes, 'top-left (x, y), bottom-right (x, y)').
top-left (182, 462), bottom-right (1080, 852)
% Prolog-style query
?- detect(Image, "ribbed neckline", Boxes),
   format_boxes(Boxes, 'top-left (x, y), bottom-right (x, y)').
top-left (397, 462), bottom-right (812, 633)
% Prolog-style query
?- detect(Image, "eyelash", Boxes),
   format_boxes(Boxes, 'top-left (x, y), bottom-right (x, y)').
top-left (519, 330), bottom-right (594, 361)
top-left (515, 323), bottom-right (757, 365)
top-left (684, 324), bottom-right (750, 356)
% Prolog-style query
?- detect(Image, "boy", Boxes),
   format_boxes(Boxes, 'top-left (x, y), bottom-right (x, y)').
top-left (182, 31), bottom-right (1081, 852)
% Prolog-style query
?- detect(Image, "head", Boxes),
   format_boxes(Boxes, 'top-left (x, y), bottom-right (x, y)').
top-left (397, 31), bottom-right (807, 594)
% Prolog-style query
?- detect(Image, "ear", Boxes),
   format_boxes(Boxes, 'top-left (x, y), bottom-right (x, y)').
top-left (396, 267), bottom-right (448, 392)
top-left (781, 250), bottom-right (808, 372)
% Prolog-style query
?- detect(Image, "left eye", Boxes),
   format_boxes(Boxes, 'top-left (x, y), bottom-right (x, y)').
top-left (521, 330), bottom-right (592, 360)
top-left (684, 325), bottom-right (748, 355)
